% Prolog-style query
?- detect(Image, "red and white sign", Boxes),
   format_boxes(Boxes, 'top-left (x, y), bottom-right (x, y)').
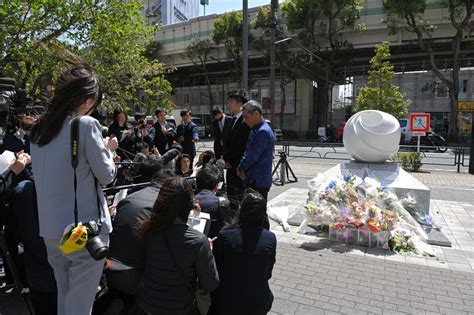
top-left (412, 131), bottom-right (426, 137)
top-left (409, 113), bottom-right (430, 132)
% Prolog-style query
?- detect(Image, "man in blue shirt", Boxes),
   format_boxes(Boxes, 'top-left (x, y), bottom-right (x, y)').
top-left (237, 100), bottom-right (275, 202)
top-left (176, 109), bottom-right (199, 166)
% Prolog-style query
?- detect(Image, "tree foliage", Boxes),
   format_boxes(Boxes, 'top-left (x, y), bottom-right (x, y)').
top-left (253, 6), bottom-right (291, 128)
top-left (383, 0), bottom-right (474, 137)
top-left (0, 0), bottom-right (172, 112)
top-left (185, 38), bottom-right (216, 108)
top-left (281, 0), bottom-right (362, 52)
top-left (212, 11), bottom-right (253, 85)
top-left (356, 42), bottom-right (409, 119)
top-left (280, 0), bottom-right (362, 126)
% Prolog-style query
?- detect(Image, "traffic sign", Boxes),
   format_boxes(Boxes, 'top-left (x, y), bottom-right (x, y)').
top-left (409, 113), bottom-right (430, 132)
top-left (458, 101), bottom-right (474, 112)
top-left (412, 132), bottom-right (426, 136)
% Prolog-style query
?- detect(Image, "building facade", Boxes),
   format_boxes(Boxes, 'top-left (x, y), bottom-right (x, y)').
top-left (141, 0), bottom-right (199, 25)
top-left (154, 0), bottom-right (473, 136)
top-left (353, 70), bottom-right (474, 138)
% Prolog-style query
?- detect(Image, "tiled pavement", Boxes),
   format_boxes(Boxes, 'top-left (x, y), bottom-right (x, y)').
top-left (266, 159), bottom-right (474, 314)
top-left (2, 158), bottom-right (474, 314)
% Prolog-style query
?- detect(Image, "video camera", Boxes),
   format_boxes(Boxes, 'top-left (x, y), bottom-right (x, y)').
top-left (0, 77), bottom-right (40, 145)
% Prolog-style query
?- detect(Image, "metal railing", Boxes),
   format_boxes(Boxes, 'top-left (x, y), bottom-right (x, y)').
top-left (197, 140), bottom-right (470, 172)
top-left (276, 141), bottom-right (470, 173)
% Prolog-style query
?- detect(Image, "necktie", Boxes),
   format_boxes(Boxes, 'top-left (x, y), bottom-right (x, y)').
top-left (231, 116), bottom-right (237, 129)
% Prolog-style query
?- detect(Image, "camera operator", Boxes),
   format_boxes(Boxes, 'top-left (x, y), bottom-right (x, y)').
top-left (107, 107), bottom-right (135, 161)
top-left (30, 67), bottom-right (118, 315)
top-left (1, 77), bottom-right (58, 314)
top-left (133, 114), bottom-right (154, 152)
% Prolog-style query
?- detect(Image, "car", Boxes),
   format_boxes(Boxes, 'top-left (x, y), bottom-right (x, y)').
top-left (274, 129), bottom-right (283, 141)
top-left (399, 119), bottom-right (412, 144)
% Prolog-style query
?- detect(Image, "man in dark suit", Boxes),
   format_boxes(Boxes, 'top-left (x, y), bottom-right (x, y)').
top-left (211, 106), bottom-right (232, 160)
top-left (176, 109), bottom-right (199, 166)
top-left (223, 90), bottom-right (251, 204)
top-left (152, 108), bottom-right (176, 155)
top-left (195, 165), bottom-right (231, 238)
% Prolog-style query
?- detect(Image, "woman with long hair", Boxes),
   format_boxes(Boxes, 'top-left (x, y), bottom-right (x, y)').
top-left (175, 153), bottom-right (193, 177)
top-left (139, 177), bottom-right (219, 314)
top-left (107, 106), bottom-right (135, 160)
top-left (31, 67), bottom-right (118, 315)
top-left (210, 189), bottom-right (276, 315)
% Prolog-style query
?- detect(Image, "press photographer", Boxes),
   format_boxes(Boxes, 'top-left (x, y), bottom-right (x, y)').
top-left (0, 77), bottom-right (57, 314)
top-left (31, 67), bottom-right (118, 315)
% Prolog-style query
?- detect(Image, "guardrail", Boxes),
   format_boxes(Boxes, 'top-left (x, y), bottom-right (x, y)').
top-left (197, 140), bottom-right (470, 172)
top-left (275, 141), bottom-right (470, 173)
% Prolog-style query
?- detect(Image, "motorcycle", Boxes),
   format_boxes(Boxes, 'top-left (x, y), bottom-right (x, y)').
top-left (410, 131), bottom-right (448, 152)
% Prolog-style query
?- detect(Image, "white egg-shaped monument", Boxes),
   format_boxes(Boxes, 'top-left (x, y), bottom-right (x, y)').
top-left (343, 110), bottom-right (401, 163)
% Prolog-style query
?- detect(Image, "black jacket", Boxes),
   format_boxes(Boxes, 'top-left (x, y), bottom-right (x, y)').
top-left (195, 189), bottom-right (231, 238)
top-left (223, 115), bottom-right (250, 168)
top-left (139, 224), bottom-right (219, 314)
top-left (211, 225), bottom-right (276, 315)
top-left (152, 121), bottom-right (176, 155)
top-left (109, 186), bottom-right (158, 269)
top-left (107, 122), bottom-right (136, 160)
top-left (212, 116), bottom-right (232, 159)
top-left (176, 121), bottom-right (199, 158)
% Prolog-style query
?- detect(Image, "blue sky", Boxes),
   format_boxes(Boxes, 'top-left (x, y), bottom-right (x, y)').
top-left (199, 0), bottom-right (280, 15)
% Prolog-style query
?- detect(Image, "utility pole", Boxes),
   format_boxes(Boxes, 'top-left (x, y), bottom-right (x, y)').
top-left (242, 0), bottom-right (248, 90)
top-left (269, 0), bottom-right (278, 125)
top-left (469, 112), bottom-right (474, 174)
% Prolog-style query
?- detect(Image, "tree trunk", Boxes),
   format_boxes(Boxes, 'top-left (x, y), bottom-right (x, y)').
top-left (448, 90), bottom-right (459, 141)
top-left (204, 68), bottom-right (214, 110)
top-left (469, 112), bottom-right (474, 174)
top-left (314, 80), bottom-right (330, 128)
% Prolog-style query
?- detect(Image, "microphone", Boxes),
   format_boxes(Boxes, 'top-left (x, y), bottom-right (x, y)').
top-left (159, 148), bottom-right (180, 165)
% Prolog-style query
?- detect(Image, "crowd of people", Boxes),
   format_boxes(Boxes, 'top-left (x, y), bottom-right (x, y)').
top-left (0, 66), bottom-right (277, 315)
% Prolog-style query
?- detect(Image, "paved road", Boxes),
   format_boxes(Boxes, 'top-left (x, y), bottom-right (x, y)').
top-left (197, 140), bottom-right (471, 173)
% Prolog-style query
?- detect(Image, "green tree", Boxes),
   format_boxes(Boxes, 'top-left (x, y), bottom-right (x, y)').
top-left (355, 42), bottom-right (409, 119)
top-left (184, 39), bottom-right (216, 109)
top-left (281, 0), bottom-right (362, 127)
top-left (212, 11), bottom-right (252, 86)
top-left (383, 0), bottom-right (473, 138)
top-left (0, 0), bottom-right (172, 112)
top-left (253, 6), bottom-right (291, 129)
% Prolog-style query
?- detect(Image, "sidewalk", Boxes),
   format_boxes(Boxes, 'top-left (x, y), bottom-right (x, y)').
top-left (2, 160), bottom-right (474, 314)
top-left (267, 159), bottom-right (474, 314)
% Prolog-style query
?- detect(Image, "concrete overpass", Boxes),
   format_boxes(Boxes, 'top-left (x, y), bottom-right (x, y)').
top-left (154, 0), bottom-right (474, 133)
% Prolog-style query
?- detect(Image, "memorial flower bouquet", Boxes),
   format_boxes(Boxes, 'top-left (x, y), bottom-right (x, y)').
top-left (303, 173), bottom-right (433, 255)
top-left (400, 194), bottom-right (435, 227)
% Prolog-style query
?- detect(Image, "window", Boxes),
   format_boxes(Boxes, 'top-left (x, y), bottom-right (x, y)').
top-left (460, 79), bottom-right (468, 93)
top-left (435, 82), bottom-right (448, 98)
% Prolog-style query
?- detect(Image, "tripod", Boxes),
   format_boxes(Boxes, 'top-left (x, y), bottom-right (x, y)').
top-left (272, 151), bottom-right (297, 186)
top-left (0, 229), bottom-right (34, 314)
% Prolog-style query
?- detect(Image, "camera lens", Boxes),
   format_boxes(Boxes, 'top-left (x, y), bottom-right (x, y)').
top-left (86, 234), bottom-right (109, 261)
